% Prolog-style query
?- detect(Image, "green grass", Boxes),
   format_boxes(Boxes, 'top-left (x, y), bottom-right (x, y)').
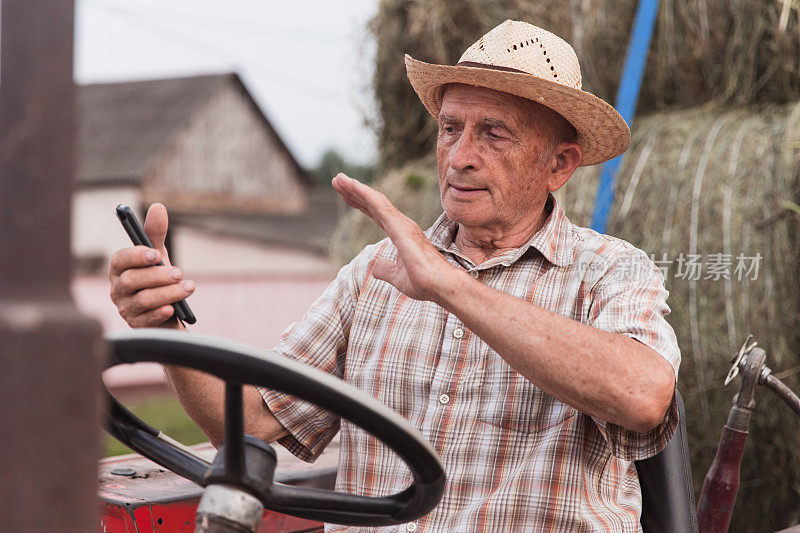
top-left (103, 394), bottom-right (209, 457)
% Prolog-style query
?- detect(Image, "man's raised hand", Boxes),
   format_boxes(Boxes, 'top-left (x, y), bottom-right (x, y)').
top-left (109, 203), bottom-right (195, 328)
top-left (331, 173), bottom-right (457, 302)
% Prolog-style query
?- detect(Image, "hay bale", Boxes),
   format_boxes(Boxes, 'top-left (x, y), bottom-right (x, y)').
top-left (562, 102), bottom-right (800, 530)
top-left (330, 101), bottom-right (800, 530)
top-left (371, 0), bottom-right (800, 169)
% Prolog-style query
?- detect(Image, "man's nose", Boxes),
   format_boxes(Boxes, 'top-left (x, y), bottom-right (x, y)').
top-left (449, 131), bottom-right (481, 172)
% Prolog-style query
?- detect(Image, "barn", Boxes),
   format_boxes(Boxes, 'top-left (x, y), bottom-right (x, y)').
top-left (70, 72), bottom-right (342, 394)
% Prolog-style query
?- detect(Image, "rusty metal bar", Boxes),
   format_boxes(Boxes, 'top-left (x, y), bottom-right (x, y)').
top-left (697, 347), bottom-right (767, 532)
top-left (0, 1), bottom-right (104, 531)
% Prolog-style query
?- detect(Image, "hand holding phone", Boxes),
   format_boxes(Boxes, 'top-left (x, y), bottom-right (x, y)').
top-left (115, 204), bottom-right (196, 325)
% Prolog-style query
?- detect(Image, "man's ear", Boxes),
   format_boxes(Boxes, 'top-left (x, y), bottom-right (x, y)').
top-left (546, 142), bottom-right (582, 192)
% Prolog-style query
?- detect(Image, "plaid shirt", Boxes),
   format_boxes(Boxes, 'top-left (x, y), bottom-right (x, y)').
top-left (260, 194), bottom-right (680, 532)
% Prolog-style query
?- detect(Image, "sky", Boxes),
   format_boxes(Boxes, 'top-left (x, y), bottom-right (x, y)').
top-left (74, 0), bottom-right (379, 168)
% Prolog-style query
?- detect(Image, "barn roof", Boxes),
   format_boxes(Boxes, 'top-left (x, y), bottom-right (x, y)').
top-left (171, 189), bottom-right (342, 254)
top-left (76, 72), bottom-right (308, 186)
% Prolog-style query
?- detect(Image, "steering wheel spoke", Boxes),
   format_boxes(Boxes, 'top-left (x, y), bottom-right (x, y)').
top-left (105, 393), bottom-right (211, 483)
top-left (223, 382), bottom-right (245, 479)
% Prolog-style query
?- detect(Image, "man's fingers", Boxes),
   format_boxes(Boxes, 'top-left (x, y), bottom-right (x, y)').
top-left (108, 203), bottom-right (188, 328)
top-left (144, 203), bottom-right (171, 263)
top-left (109, 257), bottom-right (195, 328)
top-left (114, 265), bottom-right (185, 298)
top-left (332, 173), bottom-right (386, 211)
top-left (128, 305), bottom-right (176, 329)
top-left (119, 281), bottom-right (195, 318)
top-left (332, 173), bottom-right (450, 302)
top-left (109, 246), bottom-right (162, 277)
top-left (333, 173), bottom-right (433, 265)
top-left (333, 174), bottom-right (384, 227)
top-left (332, 173), bottom-right (407, 233)
top-left (336, 188), bottom-right (370, 215)
top-left (332, 174), bottom-right (370, 209)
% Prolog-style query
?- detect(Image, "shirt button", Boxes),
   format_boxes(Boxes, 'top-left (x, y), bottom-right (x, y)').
top-left (453, 328), bottom-right (464, 339)
top-left (470, 270), bottom-right (479, 278)
top-left (406, 523), bottom-right (417, 532)
top-left (439, 394), bottom-right (450, 405)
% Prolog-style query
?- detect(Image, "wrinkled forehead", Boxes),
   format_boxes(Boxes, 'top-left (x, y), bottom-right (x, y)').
top-left (440, 84), bottom-right (553, 128)
top-left (440, 84), bottom-right (531, 116)
top-left (439, 83), bottom-right (572, 140)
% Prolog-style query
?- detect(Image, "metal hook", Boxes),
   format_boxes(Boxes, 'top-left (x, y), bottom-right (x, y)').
top-left (724, 334), bottom-right (757, 386)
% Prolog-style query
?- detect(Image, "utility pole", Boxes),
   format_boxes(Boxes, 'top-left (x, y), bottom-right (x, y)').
top-left (0, 1), bottom-right (104, 530)
top-left (590, 0), bottom-right (661, 233)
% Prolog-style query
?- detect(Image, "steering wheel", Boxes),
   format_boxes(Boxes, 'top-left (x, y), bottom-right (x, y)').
top-left (104, 329), bottom-right (446, 527)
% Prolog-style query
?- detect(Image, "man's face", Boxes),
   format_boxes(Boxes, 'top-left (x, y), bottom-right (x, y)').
top-left (436, 84), bottom-right (562, 234)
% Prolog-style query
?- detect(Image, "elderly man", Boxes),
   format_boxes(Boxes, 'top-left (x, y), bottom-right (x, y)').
top-left (110, 20), bottom-right (679, 531)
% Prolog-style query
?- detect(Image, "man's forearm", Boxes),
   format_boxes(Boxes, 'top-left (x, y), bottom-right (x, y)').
top-left (157, 320), bottom-right (288, 447)
top-left (164, 365), bottom-right (288, 448)
top-left (434, 270), bottom-right (675, 432)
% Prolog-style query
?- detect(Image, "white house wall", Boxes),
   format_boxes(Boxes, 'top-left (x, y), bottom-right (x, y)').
top-left (173, 226), bottom-right (335, 278)
top-left (72, 186), bottom-right (141, 264)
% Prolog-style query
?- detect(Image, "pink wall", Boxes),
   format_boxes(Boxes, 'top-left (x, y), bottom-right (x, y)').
top-left (73, 275), bottom-right (335, 388)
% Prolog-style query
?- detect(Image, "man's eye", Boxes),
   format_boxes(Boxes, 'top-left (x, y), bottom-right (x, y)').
top-left (486, 131), bottom-right (503, 140)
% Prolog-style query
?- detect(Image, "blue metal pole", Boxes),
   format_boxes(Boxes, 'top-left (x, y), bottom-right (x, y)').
top-left (590, 0), bottom-right (660, 233)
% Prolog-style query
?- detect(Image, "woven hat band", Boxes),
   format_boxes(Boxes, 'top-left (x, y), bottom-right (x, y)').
top-left (456, 61), bottom-right (527, 75)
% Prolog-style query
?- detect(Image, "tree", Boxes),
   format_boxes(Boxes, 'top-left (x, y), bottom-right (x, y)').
top-left (313, 148), bottom-right (375, 186)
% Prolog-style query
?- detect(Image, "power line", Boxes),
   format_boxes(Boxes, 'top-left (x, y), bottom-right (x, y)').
top-left (93, 2), bottom-right (350, 44)
top-left (81, 0), bottom-right (352, 105)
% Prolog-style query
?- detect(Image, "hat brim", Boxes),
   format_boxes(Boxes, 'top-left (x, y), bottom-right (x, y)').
top-left (405, 55), bottom-right (631, 166)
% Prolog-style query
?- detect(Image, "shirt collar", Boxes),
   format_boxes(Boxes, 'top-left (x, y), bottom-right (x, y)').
top-left (425, 193), bottom-right (574, 268)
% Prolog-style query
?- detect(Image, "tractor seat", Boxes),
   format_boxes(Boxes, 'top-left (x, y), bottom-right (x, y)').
top-left (635, 390), bottom-right (697, 533)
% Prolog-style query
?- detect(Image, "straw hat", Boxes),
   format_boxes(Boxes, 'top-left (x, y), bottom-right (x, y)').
top-left (405, 20), bottom-right (631, 166)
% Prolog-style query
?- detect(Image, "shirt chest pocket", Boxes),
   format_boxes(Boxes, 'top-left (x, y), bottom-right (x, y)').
top-left (478, 349), bottom-right (575, 433)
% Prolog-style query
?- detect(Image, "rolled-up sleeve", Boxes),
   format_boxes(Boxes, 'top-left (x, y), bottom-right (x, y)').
top-left (257, 244), bottom-right (377, 462)
top-left (586, 246), bottom-right (681, 461)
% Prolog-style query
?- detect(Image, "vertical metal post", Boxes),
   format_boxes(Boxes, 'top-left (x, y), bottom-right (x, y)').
top-left (590, 0), bottom-right (661, 233)
top-left (0, 1), bottom-right (104, 531)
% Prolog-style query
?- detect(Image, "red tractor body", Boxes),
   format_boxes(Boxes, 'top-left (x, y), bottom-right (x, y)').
top-left (98, 442), bottom-right (339, 532)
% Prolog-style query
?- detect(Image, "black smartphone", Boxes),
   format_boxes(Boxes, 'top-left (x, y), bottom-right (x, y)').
top-left (115, 204), bottom-right (196, 325)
